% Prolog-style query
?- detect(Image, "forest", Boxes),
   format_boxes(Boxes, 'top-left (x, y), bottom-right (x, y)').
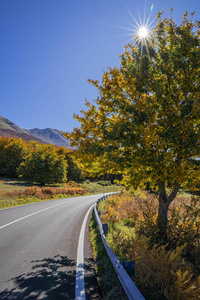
top-left (0, 136), bottom-right (83, 184)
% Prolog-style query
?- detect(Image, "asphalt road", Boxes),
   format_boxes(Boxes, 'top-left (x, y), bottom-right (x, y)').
top-left (0, 195), bottom-right (103, 300)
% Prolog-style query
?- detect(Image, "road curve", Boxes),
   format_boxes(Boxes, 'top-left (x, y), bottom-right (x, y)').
top-left (0, 195), bottom-right (102, 300)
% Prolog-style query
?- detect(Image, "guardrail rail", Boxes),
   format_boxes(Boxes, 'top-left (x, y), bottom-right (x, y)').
top-left (94, 194), bottom-right (145, 300)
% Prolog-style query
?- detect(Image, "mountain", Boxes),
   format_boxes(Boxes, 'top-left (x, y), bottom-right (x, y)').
top-left (25, 128), bottom-right (73, 149)
top-left (0, 116), bottom-right (46, 144)
top-left (0, 116), bottom-right (72, 148)
top-left (0, 116), bottom-right (29, 134)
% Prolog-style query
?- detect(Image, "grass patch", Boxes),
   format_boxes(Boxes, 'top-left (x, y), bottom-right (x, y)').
top-left (0, 178), bottom-right (123, 209)
top-left (0, 185), bottom-right (87, 209)
top-left (82, 180), bottom-right (123, 194)
top-left (89, 211), bottom-right (128, 300)
top-left (0, 196), bottom-right (48, 208)
top-left (0, 178), bottom-right (33, 192)
top-left (0, 178), bottom-right (88, 209)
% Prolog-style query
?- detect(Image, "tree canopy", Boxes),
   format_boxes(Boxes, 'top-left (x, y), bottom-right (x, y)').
top-left (0, 137), bottom-right (84, 184)
top-left (66, 11), bottom-right (200, 237)
top-left (0, 137), bottom-right (25, 177)
top-left (18, 144), bottom-right (67, 185)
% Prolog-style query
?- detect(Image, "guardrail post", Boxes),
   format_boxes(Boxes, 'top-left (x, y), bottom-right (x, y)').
top-left (102, 223), bottom-right (108, 235)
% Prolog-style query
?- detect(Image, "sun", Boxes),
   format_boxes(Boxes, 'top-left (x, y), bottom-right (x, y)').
top-left (138, 26), bottom-right (149, 39)
top-left (134, 23), bottom-right (151, 46)
top-left (117, 3), bottom-right (155, 46)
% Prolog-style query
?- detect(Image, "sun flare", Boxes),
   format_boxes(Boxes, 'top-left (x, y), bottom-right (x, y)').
top-left (138, 26), bottom-right (149, 39)
top-left (118, 3), bottom-right (155, 46)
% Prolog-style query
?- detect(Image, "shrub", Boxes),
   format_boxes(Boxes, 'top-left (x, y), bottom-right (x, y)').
top-left (134, 238), bottom-right (200, 300)
top-left (18, 145), bottom-right (67, 185)
top-left (4, 186), bottom-right (86, 200)
top-left (98, 180), bottom-right (111, 186)
top-left (168, 196), bottom-right (200, 272)
top-left (99, 192), bottom-right (145, 226)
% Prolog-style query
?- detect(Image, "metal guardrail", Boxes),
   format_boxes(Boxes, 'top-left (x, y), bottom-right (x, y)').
top-left (94, 194), bottom-right (145, 300)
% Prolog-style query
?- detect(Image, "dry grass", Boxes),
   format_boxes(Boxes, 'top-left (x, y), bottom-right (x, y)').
top-left (0, 178), bottom-right (31, 192)
top-left (3, 186), bottom-right (86, 199)
top-left (97, 190), bottom-right (200, 300)
top-left (0, 180), bottom-right (88, 209)
top-left (0, 178), bottom-right (122, 209)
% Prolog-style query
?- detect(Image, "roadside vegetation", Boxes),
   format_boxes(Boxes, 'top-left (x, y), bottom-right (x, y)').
top-left (95, 191), bottom-right (200, 299)
top-left (90, 211), bottom-right (128, 300)
top-left (0, 178), bottom-right (122, 209)
top-left (82, 179), bottom-right (122, 194)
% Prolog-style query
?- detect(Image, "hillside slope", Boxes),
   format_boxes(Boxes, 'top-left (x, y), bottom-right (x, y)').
top-left (0, 116), bottom-right (28, 134)
top-left (0, 116), bottom-right (46, 144)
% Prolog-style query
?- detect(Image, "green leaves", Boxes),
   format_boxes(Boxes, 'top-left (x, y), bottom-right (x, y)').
top-left (67, 11), bottom-right (200, 197)
top-left (17, 145), bottom-right (67, 185)
top-left (0, 137), bottom-right (25, 177)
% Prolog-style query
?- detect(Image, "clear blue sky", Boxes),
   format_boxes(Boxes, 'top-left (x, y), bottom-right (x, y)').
top-left (1, 0), bottom-right (199, 132)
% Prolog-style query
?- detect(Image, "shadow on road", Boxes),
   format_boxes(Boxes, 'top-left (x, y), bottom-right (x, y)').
top-left (0, 255), bottom-right (76, 300)
top-left (84, 258), bottom-right (102, 300)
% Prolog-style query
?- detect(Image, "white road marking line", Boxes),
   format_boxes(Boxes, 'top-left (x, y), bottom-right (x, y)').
top-left (0, 200), bottom-right (74, 230)
top-left (75, 204), bottom-right (95, 300)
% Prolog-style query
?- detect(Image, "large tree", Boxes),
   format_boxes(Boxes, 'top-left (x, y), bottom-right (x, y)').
top-left (56, 146), bottom-right (84, 182)
top-left (66, 11), bottom-right (200, 237)
top-left (18, 144), bottom-right (67, 185)
top-left (0, 137), bottom-right (25, 177)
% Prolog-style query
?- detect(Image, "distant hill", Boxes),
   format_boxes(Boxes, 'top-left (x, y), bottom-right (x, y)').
top-left (0, 116), bottom-right (46, 144)
top-left (25, 128), bottom-right (73, 149)
top-left (0, 116), bottom-right (73, 149)
top-left (0, 116), bottom-right (28, 135)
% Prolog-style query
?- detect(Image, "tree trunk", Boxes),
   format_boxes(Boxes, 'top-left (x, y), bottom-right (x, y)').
top-left (157, 180), bottom-right (168, 240)
top-left (157, 179), bottom-right (180, 241)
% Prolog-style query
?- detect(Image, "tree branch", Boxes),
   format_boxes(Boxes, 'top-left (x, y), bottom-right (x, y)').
top-left (167, 180), bottom-right (180, 207)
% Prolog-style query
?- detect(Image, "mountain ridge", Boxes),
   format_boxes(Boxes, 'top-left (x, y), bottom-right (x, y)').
top-left (0, 116), bottom-right (29, 135)
top-left (25, 128), bottom-right (73, 149)
top-left (0, 116), bottom-right (72, 149)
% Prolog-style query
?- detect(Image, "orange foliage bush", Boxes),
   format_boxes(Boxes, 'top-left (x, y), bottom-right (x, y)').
top-left (134, 239), bottom-right (200, 300)
top-left (98, 191), bottom-right (200, 299)
top-left (99, 191), bottom-right (157, 226)
top-left (4, 185), bottom-right (86, 199)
